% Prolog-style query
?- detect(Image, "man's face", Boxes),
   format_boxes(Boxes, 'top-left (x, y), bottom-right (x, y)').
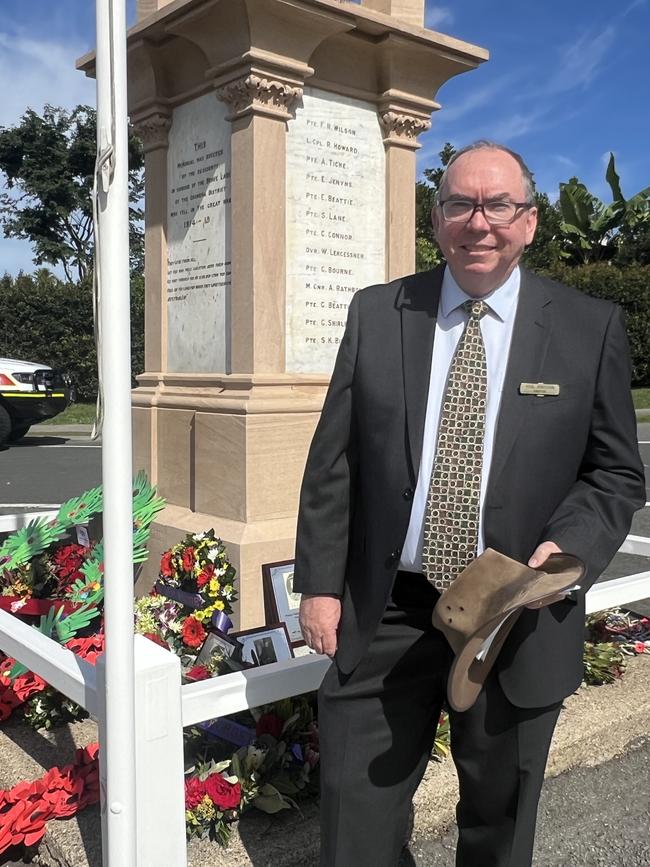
top-left (432, 149), bottom-right (538, 297)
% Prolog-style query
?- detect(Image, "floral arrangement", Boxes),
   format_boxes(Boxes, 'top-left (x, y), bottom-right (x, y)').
top-left (0, 743), bottom-right (99, 856)
top-left (0, 635), bottom-right (104, 728)
top-left (156, 529), bottom-right (237, 634)
top-left (183, 695), bottom-right (320, 845)
top-left (583, 608), bottom-right (649, 685)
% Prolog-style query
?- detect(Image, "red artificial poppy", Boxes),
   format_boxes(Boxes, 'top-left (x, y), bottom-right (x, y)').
top-left (181, 617), bottom-right (207, 649)
top-left (184, 777), bottom-right (207, 809)
top-left (203, 773), bottom-right (241, 811)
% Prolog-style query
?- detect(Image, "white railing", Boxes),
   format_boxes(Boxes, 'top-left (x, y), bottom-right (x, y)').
top-left (0, 525), bottom-right (648, 867)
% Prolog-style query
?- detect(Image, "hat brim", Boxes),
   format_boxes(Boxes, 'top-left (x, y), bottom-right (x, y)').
top-left (438, 552), bottom-right (584, 712)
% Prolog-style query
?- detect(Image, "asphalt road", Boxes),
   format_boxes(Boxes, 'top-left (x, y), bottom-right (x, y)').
top-left (401, 737), bottom-right (650, 866)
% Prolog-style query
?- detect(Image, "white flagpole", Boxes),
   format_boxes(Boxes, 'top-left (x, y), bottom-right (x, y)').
top-left (94, 0), bottom-right (137, 863)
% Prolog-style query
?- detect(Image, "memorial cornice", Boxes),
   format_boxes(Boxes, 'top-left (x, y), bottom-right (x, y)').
top-left (379, 110), bottom-right (431, 148)
top-left (132, 109), bottom-right (173, 152)
top-left (377, 89), bottom-right (437, 149)
top-left (215, 71), bottom-right (303, 121)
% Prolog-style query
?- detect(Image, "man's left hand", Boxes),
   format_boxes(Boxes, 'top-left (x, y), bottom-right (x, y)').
top-left (525, 541), bottom-right (566, 609)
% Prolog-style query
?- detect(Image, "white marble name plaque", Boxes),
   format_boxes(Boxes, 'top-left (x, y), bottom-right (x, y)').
top-left (286, 88), bottom-right (386, 373)
top-left (166, 93), bottom-right (231, 372)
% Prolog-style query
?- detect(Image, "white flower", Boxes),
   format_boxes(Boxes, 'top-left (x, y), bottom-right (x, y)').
top-left (207, 548), bottom-right (219, 562)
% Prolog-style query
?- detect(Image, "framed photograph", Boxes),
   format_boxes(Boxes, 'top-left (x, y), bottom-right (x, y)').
top-left (230, 623), bottom-right (294, 666)
top-left (195, 630), bottom-right (239, 667)
top-left (262, 560), bottom-right (304, 646)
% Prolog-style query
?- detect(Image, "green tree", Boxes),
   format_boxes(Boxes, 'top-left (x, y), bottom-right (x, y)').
top-left (415, 142), bottom-right (456, 271)
top-left (558, 153), bottom-right (650, 265)
top-left (521, 192), bottom-right (563, 271)
top-left (0, 105), bottom-right (144, 283)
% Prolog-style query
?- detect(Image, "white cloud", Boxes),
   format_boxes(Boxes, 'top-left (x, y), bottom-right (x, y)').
top-left (434, 73), bottom-right (517, 124)
top-left (425, 5), bottom-right (454, 30)
top-left (489, 110), bottom-right (546, 142)
top-left (546, 25), bottom-right (616, 94)
top-left (0, 30), bottom-right (94, 276)
top-left (0, 31), bottom-right (95, 128)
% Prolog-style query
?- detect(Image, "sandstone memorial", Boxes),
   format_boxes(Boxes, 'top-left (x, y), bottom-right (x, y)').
top-left (78, 0), bottom-right (487, 628)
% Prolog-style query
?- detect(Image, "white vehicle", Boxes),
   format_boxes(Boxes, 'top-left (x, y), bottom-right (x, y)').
top-left (0, 358), bottom-right (73, 446)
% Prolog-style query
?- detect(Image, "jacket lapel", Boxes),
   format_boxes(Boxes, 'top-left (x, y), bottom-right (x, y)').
top-left (487, 269), bottom-right (553, 491)
top-left (398, 265), bottom-right (443, 481)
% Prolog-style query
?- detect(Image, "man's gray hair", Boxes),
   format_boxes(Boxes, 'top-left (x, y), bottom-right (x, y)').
top-left (434, 141), bottom-right (536, 205)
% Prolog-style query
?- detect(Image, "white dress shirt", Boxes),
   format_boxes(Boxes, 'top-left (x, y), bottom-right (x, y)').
top-left (398, 265), bottom-right (521, 573)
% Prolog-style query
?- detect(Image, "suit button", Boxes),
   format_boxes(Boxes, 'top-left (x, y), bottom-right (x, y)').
top-left (402, 488), bottom-right (413, 501)
top-left (390, 548), bottom-right (402, 561)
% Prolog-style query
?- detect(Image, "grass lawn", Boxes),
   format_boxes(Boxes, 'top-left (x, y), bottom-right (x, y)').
top-left (49, 402), bottom-right (97, 425)
top-left (52, 392), bottom-right (649, 426)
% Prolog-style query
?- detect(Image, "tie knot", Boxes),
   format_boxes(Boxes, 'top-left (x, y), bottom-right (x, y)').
top-left (463, 299), bottom-right (489, 321)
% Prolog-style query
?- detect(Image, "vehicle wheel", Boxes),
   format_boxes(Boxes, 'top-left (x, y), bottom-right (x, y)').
top-left (0, 405), bottom-right (11, 447)
top-left (8, 422), bottom-right (31, 442)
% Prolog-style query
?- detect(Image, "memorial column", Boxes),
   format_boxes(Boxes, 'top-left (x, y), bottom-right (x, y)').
top-left (216, 71), bottom-right (303, 373)
top-left (379, 102), bottom-right (432, 279)
top-left (131, 109), bottom-right (172, 483)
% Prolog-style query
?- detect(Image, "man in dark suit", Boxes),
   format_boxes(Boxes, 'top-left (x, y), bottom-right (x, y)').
top-left (293, 141), bottom-right (645, 867)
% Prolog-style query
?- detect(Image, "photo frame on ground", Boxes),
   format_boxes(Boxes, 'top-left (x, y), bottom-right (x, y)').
top-left (230, 623), bottom-right (294, 666)
top-left (195, 630), bottom-right (239, 666)
top-left (191, 630), bottom-right (251, 676)
top-left (262, 559), bottom-right (304, 647)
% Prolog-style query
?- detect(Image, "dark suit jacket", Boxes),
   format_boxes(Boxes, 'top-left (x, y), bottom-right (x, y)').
top-left (293, 265), bottom-right (645, 707)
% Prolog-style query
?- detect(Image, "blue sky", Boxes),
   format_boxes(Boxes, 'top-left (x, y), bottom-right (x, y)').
top-left (0, 0), bottom-right (648, 276)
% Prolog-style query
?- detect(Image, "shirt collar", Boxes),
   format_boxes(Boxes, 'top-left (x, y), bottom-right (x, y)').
top-left (440, 265), bottom-right (520, 322)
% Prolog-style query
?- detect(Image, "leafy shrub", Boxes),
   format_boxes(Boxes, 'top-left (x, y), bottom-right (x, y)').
top-left (0, 270), bottom-right (144, 401)
top-left (539, 263), bottom-right (650, 387)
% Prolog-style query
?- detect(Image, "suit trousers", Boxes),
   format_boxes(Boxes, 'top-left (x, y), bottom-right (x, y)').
top-left (317, 571), bottom-right (563, 867)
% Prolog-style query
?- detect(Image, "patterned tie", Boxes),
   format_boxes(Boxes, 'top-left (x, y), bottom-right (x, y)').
top-left (422, 299), bottom-right (489, 591)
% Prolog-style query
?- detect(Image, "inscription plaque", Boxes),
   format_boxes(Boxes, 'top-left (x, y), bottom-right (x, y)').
top-left (286, 88), bottom-right (386, 373)
top-left (166, 93), bottom-right (231, 372)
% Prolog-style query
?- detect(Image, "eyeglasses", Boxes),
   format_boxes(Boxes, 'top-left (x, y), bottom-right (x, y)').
top-left (439, 199), bottom-right (533, 224)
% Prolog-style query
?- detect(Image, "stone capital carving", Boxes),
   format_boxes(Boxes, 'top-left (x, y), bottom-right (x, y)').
top-left (380, 110), bottom-right (431, 145)
top-left (216, 74), bottom-right (302, 120)
top-left (132, 112), bottom-right (172, 152)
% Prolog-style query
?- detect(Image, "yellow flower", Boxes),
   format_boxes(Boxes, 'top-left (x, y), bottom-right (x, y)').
top-left (196, 794), bottom-right (217, 821)
top-left (213, 600), bottom-right (225, 611)
top-left (209, 578), bottom-right (221, 595)
top-left (194, 610), bottom-right (207, 623)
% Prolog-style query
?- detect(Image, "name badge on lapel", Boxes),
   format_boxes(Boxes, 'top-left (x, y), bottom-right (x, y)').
top-left (519, 382), bottom-right (560, 397)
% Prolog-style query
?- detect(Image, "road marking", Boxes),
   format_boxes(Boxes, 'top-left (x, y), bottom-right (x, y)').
top-left (18, 444), bottom-right (101, 449)
top-left (0, 503), bottom-right (61, 508)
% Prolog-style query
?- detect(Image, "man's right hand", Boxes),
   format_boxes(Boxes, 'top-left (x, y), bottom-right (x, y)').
top-left (299, 594), bottom-right (341, 658)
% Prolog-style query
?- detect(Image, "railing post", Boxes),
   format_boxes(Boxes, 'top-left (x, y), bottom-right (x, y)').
top-left (133, 635), bottom-right (187, 867)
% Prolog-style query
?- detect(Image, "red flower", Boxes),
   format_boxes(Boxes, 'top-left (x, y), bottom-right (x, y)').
top-left (184, 777), bottom-right (207, 809)
top-left (181, 617), bottom-right (207, 649)
top-left (182, 547), bottom-right (195, 572)
top-left (256, 712), bottom-right (284, 739)
top-left (186, 665), bottom-right (211, 681)
top-left (203, 773), bottom-right (241, 811)
top-left (196, 564), bottom-right (215, 588)
top-left (160, 551), bottom-right (174, 578)
top-left (634, 640), bottom-right (647, 654)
